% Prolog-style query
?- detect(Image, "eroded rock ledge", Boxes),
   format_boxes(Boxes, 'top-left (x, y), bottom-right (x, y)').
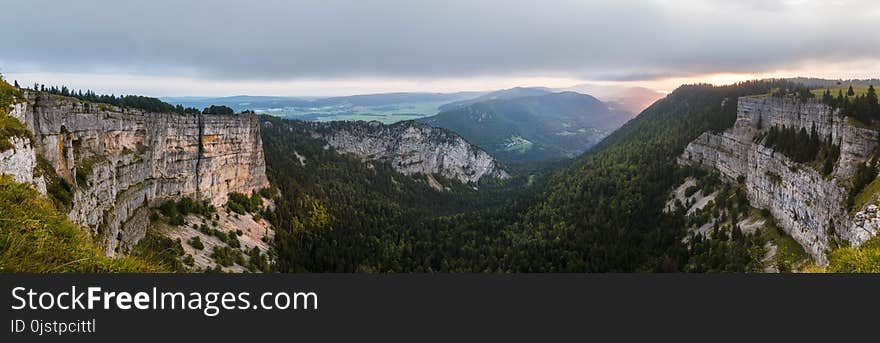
top-left (679, 96), bottom-right (879, 265)
top-left (301, 120), bottom-right (509, 183)
top-left (9, 91), bottom-right (269, 255)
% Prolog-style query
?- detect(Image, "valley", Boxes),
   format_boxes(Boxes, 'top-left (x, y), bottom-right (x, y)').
top-left (420, 91), bottom-right (632, 162)
top-left (3, 74), bottom-right (880, 273)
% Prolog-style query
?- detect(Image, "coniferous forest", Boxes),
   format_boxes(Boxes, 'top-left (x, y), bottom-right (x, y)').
top-left (260, 80), bottom-right (806, 272)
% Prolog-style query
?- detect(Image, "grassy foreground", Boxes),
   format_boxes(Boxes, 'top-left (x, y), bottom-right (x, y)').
top-left (0, 176), bottom-right (164, 272)
top-left (825, 235), bottom-right (880, 273)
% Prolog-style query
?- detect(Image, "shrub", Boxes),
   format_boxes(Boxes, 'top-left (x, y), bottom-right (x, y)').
top-left (131, 233), bottom-right (186, 272)
top-left (227, 236), bottom-right (241, 249)
top-left (684, 185), bottom-right (700, 197)
top-left (156, 197), bottom-right (215, 226)
top-left (211, 246), bottom-right (245, 267)
top-left (182, 254), bottom-right (195, 267)
top-left (188, 236), bottom-right (205, 250)
top-left (227, 192), bottom-right (263, 214)
top-left (258, 187), bottom-right (275, 199)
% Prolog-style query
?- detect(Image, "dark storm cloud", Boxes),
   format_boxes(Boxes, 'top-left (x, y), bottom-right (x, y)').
top-left (1, 0), bottom-right (878, 81)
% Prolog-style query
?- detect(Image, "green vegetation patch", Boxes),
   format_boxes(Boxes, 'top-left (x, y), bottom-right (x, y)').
top-left (850, 176), bottom-right (880, 214)
top-left (502, 135), bottom-right (534, 153)
top-left (130, 230), bottom-right (187, 272)
top-left (826, 235), bottom-right (880, 273)
top-left (760, 220), bottom-right (810, 272)
top-left (227, 192), bottom-right (263, 214)
top-left (211, 245), bottom-right (245, 267)
top-left (36, 157), bottom-right (74, 212)
top-left (847, 160), bottom-right (879, 210)
top-left (762, 125), bottom-right (839, 176)
top-left (0, 77), bottom-right (32, 151)
top-left (819, 85), bottom-right (879, 126)
top-left (811, 85), bottom-right (871, 98)
top-left (187, 235), bottom-right (204, 250)
top-left (0, 75), bottom-right (21, 114)
top-left (156, 197), bottom-right (215, 226)
top-left (0, 175), bottom-right (162, 272)
top-left (0, 113), bottom-right (32, 151)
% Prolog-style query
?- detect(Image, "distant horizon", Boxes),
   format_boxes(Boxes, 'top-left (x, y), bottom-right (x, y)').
top-left (4, 72), bottom-right (879, 100)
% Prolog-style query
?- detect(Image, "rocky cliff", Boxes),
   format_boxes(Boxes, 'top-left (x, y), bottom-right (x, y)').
top-left (2, 90), bottom-right (268, 255)
top-left (302, 120), bottom-right (509, 183)
top-left (680, 96), bottom-right (879, 265)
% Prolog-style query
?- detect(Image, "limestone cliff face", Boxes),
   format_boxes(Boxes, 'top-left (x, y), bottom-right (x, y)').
top-left (1, 97), bottom-right (47, 195)
top-left (303, 120), bottom-right (509, 183)
top-left (680, 96), bottom-right (879, 265)
top-left (0, 136), bottom-right (47, 195)
top-left (8, 91), bottom-right (268, 255)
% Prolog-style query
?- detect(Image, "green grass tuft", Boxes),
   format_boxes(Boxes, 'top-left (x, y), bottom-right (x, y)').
top-left (826, 235), bottom-right (880, 273)
top-left (851, 176), bottom-right (880, 214)
top-left (0, 175), bottom-right (164, 272)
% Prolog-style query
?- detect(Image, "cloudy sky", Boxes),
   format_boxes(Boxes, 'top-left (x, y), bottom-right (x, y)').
top-left (1, 0), bottom-right (878, 96)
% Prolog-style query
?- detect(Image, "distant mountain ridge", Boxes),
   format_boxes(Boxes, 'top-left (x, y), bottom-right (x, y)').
top-left (437, 87), bottom-right (554, 112)
top-left (560, 84), bottom-right (665, 114)
top-left (164, 92), bottom-right (486, 124)
top-left (420, 91), bottom-right (632, 162)
top-left (163, 92), bottom-right (487, 112)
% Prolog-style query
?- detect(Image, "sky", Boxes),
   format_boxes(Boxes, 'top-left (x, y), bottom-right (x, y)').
top-left (1, 0), bottom-right (879, 97)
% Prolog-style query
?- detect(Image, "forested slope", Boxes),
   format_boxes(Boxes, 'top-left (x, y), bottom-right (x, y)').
top-left (262, 80), bottom-right (806, 272)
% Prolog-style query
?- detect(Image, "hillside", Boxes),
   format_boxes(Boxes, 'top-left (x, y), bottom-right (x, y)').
top-left (420, 92), bottom-right (631, 162)
top-left (561, 84), bottom-right (665, 114)
top-left (437, 87), bottom-right (554, 111)
top-left (503, 81), bottom-right (803, 271)
top-left (259, 116), bottom-right (532, 272)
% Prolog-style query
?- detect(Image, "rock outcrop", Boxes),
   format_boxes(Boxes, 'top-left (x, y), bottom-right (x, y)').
top-left (302, 120), bottom-right (509, 183)
top-left (679, 96), bottom-right (879, 265)
top-left (0, 135), bottom-right (48, 195)
top-left (4, 91), bottom-right (269, 255)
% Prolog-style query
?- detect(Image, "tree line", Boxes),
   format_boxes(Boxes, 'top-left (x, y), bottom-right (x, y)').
top-left (762, 124), bottom-right (840, 175)
top-left (821, 85), bottom-right (880, 124)
top-left (15, 82), bottom-right (239, 116)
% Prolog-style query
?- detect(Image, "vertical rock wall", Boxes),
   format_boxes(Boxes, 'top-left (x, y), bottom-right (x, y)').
top-left (307, 120), bottom-right (509, 183)
top-left (680, 96), bottom-right (879, 265)
top-left (15, 91), bottom-right (268, 255)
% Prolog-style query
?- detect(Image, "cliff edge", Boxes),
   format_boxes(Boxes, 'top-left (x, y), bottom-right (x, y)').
top-left (680, 96), bottom-right (879, 265)
top-left (2, 90), bottom-right (269, 256)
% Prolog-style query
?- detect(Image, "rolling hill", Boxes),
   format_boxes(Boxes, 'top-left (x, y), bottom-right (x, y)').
top-left (163, 92), bottom-right (485, 123)
top-left (419, 91), bottom-right (632, 162)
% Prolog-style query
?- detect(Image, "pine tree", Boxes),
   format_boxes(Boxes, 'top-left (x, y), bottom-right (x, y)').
top-left (822, 89), bottom-right (833, 105)
top-left (848, 85), bottom-right (856, 96)
top-left (13, 80), bottom-right (19, 88)
top-left (867, 85), bottom-right (879, 121)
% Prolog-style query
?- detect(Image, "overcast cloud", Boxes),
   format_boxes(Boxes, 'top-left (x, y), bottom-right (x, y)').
top-left (1, 0), bottom-right (878, 95)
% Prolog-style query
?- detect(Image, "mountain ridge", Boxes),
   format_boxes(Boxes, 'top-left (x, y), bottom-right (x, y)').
top-left (419, 91), bottom-right (631, 162)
